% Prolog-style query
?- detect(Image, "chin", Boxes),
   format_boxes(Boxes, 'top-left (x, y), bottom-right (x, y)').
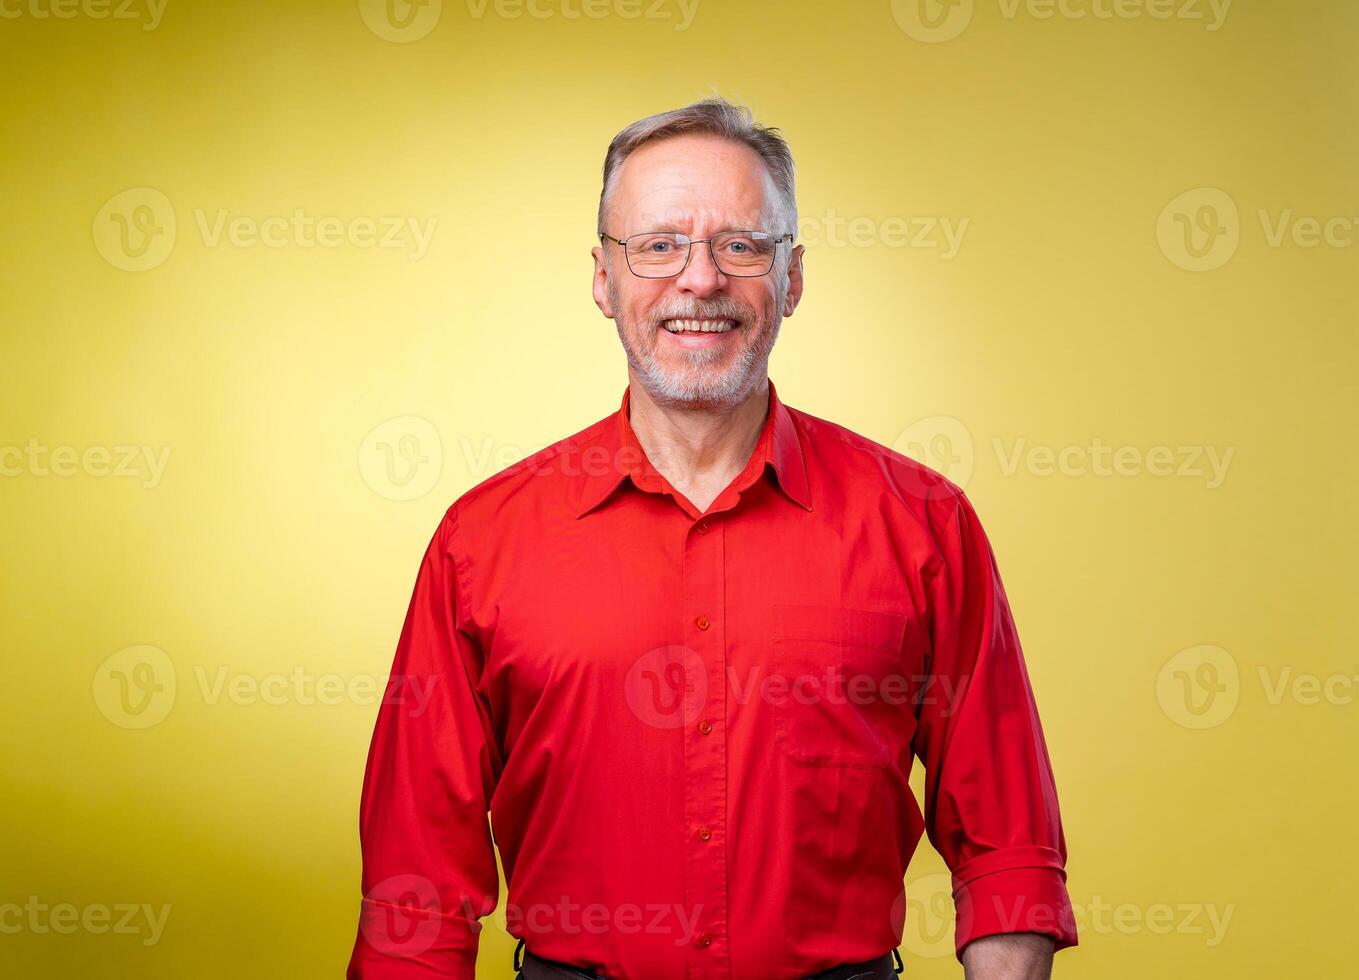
top-left (641, 362), bottom-right (761, 410)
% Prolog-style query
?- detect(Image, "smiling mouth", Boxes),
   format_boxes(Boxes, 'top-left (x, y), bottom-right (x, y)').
top-left (660, 318), bottom-right (737, 334)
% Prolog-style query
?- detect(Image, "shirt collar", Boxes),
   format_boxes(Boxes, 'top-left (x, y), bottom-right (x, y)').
top-left (573, 377), bottom-right (812, 519)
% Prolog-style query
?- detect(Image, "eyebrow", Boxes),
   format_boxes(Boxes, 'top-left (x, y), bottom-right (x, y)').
top-left (630, 225), bottom-right (767, 235)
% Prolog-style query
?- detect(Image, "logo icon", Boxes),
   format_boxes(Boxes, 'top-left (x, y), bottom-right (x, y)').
top-left (1157, 187), bottom-right (1240, 272)
top-left (93, 188), bottom-right (176, 272)
top-left (359, 416), bottom-right (443, 501)
top-left (890, 0), bottom-right (975, 43)
top-left (624, 645), bottom-right (708, 729)
top-left (890, 415), bottom-right (975, 498)
top-left (360, 874), bottom-right (443, 958)
top-left (1156, 644), bottom-right (1239, 729)
top-left (359, 0), bottom-right (443, 42)
top-left (93, 645), bottom-right (177, 729)
top-left (900, 871), bottom-right (957, 958)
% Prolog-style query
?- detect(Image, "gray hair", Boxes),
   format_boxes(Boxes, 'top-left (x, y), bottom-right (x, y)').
top-left (596, 97), bottom-right (798, 238)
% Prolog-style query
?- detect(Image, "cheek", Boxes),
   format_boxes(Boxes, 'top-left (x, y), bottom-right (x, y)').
top-left (623, 285), bottom-right (670, 325)
top-left (737, 281), bottom-right (779, 317)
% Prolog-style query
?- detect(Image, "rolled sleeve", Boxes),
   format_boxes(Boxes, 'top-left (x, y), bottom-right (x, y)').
top-left (951, 846), bottom-right (1077, 953)
top-left (913, 489), bottom-right (1079, 958)
top-left (347, 506), bottom-right (503, 979)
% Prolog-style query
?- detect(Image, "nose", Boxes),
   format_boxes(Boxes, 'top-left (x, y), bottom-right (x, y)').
top-left (673, 239), bottom-right (727, 297)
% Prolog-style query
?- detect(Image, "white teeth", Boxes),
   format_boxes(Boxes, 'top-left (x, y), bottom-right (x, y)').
top-left (663, 319), bottom-right (735, 334)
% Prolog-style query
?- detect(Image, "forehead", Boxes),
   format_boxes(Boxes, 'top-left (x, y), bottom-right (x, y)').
top-left (611, 133), bottom-right (777, 232)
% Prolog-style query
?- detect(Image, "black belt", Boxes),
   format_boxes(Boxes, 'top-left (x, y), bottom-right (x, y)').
top-left (513, 938), bottom-right (904, 979)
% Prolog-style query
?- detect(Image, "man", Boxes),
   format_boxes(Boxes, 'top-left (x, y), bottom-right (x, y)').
top-left (347, 98), bottom-right (1077, 980)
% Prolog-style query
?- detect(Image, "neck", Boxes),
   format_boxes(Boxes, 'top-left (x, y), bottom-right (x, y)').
top-left (625, 373), bottom-right (770, 512)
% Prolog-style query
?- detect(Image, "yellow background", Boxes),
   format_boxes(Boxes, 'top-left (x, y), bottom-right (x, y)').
top-left (2, 0), bottom-right (1355, 976)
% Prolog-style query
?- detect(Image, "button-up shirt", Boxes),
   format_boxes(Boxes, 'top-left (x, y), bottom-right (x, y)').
top-left (347, 378), bottom-right (1077, 979)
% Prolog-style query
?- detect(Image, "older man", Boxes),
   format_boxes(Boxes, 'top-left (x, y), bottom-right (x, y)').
top-left (347, 98), bottom-right (1077, 980)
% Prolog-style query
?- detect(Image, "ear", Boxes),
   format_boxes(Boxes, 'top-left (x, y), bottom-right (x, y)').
top-left (592, 244), bottom-right (616, 318)
top-left (781, 243), bottom-right (805, 318)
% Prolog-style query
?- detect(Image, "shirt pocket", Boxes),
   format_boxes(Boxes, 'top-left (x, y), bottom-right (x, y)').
top-left (770, 603), bottom-right (910, 769)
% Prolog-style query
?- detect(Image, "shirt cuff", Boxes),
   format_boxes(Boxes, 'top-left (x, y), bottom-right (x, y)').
top-left (347, 897), bottom-right (481, 979)
top-left (950, 845), bottom-right (1079, 958)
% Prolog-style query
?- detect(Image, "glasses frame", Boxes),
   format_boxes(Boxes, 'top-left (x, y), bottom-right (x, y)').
top-left (599, 229), bottom-right (796, 279)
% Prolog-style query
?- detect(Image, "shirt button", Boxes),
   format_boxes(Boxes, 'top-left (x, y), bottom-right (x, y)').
top-left (698, 719), bottom-right (713, 735)
top-left (697, 521), bottom-right (710, 534)
top-left (696, 615), bottom-right (710, 630)
top-left (696, 933), bottom-right (712, 948)
top-left (698, 826), bottom-right (712, 841)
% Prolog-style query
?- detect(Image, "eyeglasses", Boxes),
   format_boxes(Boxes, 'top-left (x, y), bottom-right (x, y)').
top-left (600, 229), bottom-right (794, 279)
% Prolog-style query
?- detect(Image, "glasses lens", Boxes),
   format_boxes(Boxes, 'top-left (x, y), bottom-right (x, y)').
top-left (624, 233), bottom-right (689, 278)
top-left (620, 231), bottom-right (781, 278)
top-left (711, 231), bottom-right (777, 276)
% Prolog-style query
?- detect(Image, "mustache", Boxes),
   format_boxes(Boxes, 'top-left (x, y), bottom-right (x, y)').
top-left (648, 297), bottom-right (754, 326)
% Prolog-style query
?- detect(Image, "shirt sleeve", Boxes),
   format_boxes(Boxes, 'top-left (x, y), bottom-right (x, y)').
top-left (347, 507), bottom-right (503, 979)
top-left (912, 489), bottom-right (1078, 959)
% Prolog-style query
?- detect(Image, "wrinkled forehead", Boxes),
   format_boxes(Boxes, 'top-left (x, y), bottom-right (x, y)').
top-left (609, 133), bottom-right (784, 236)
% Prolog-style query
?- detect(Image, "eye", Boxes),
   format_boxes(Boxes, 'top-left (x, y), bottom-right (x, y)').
top-left (718, 235), bottom-right (761, 254)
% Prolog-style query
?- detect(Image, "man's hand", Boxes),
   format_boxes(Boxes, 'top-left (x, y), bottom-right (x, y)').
top-left (959, 932), bottom-right (1056, 980)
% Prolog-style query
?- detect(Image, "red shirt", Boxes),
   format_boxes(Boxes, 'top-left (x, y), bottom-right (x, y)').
top-left (347, 378), bottom-right (1077, 979)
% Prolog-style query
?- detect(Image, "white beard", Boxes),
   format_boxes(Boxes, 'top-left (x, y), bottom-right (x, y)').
top-left (609, 280), bottom-right (784, 411)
